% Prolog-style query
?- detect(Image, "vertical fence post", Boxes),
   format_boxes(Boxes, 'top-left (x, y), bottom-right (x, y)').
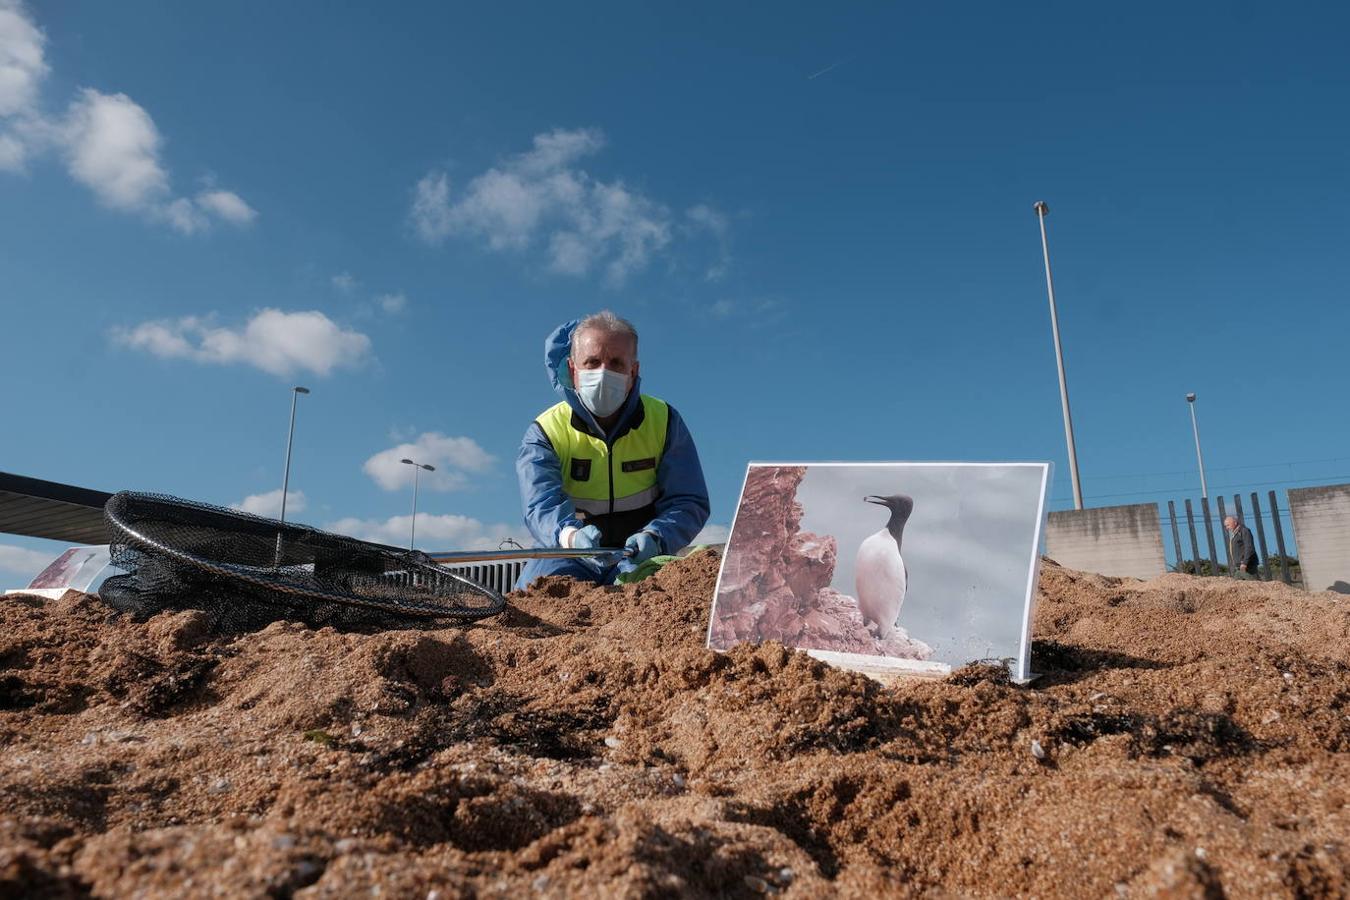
top-left (1200, 497), bottom-right (1220, 575)
top-left (1167, 501), bottom-right (1184, 572)
top-left (1184, 499), bottom-right (1201, 573)
top-left (1233, 494), bottom-right (1247, 578)
top-left (1217, 496), bottom-right (1233, 571)
top-left (1268, 490), bottom-right (1293, 586)
top-left (1250, 492), bottom-right (1271, 581)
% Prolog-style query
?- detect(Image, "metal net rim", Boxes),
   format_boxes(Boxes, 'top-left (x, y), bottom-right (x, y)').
top-left (104, 491), bottom-right (506, 621)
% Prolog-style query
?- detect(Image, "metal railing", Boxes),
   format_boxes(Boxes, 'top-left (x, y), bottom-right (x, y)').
top-left (1164, 490), bottom-right (1300, 585)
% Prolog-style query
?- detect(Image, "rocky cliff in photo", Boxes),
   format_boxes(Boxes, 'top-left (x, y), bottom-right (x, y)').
top-left (710, 466), bottom-right (932, 659)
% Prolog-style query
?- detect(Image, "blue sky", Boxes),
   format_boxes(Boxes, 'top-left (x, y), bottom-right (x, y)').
top-left (2, 1), bottom-right (1348, 581)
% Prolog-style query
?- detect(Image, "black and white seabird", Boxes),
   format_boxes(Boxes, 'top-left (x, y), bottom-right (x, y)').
top-left (855, 494), bottom-right (913, 639)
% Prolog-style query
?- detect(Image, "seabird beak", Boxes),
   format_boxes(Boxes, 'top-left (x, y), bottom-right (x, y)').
top-left (864, 496), bottom-right (886, 505)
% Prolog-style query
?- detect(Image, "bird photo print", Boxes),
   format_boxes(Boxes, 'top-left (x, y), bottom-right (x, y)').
top-left (708, 463), bottom-right (1050, 681)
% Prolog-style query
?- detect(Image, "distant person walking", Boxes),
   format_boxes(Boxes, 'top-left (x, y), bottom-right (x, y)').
top-left (1224, 516), bottom-right (1260, 579)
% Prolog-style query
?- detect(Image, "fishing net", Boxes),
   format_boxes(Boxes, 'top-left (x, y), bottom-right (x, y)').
top-left (101, 491), bottom-right (505, 630)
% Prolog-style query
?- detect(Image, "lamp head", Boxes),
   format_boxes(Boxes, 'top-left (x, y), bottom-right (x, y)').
top-left (1186, 392), bottom-right (1196, 403)
top-left (293, 386), bottom-right (310, 395)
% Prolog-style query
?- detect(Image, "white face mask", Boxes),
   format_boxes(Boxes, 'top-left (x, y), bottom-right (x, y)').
top-left (575, 367), bottom-right (630, 418)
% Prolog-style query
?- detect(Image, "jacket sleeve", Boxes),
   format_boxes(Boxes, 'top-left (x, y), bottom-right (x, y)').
top-left (517, 421), bottom-right (583, 548)
top-left (640, 405), bottom-right (711, 553)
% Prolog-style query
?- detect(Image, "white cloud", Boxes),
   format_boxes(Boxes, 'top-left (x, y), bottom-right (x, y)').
top-left (376, 292), bottom-right (407, 314)
top-left (62, 88), bottom-right (170, 210)
top-left (195, 189), bottom-right (256, 225)
top-left (0, 128), bottom-right (24, 170)
top-left (694, 523), bottom-right (730, 544)
top-left (160, 196), bottom-right (209, 234)
top-left (331, 272), bottom-right (359, 293)
top-left (411, 171), bottom-right (452, 242)
top-left (113, 308), bottom-right (372, 377)
top-left (0, 0), bottom-right (47, 119)
top-left (0, 543), bottom-right (54, 581)
top-left (363, 432), bottom-right (496, 492)
top-left (0, 3), bottom-right (254, 230)
top-left (54, 89), bottom-right (255, 233)
top-left (410, 127), bottom-right (682, 286)
top-left (708, 297), bottom-right (781, 322)
top-left (231, 489), bottom-right (306, 518)
top-left (686, 203), bottom-right (728, 236)
top-left (686, 204), bottom-right (732, 281)
top-left (325, 513), bottom-right (528, 552)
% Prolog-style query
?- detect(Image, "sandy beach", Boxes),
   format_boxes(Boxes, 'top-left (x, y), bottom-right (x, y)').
top-left (1, 551), bottom-right (1346, 897)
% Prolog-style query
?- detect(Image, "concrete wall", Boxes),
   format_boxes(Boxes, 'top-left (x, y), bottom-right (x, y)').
top-left (1288, 484), bottom-right (1350, 594)
top-left (1045, 503), bottom-right (1167, 580)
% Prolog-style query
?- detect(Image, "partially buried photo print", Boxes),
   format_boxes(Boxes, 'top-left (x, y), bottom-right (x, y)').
top-left (708, 462), bottom-right (1050, 681)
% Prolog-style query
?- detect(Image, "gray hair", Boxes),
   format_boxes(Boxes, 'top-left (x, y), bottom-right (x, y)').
top-left (572, 310), bottom-right (638, 358)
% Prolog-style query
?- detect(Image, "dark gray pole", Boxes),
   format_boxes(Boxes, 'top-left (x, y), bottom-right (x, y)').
top-left (1184, 499), bottom-right (1201, 572)
top-left (1268, 490), bottom-right (1292, 585)
top-left (1200, 496), bottom-right (1219, 575)
top-left (1167, 500), bottom-right (1184, 572)
top-left (1217, 496), bottom-right (1232, 571)
top-left (1034, 201), bottom-right (1084, 510)
top-left (1250, 492), bottom-right (1271, 581)
top-left (1233, 494), bottom-right (1247, 577)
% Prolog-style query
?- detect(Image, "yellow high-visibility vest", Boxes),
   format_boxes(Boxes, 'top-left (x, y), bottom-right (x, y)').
top-left (536, 395), bottom-right (669, 546)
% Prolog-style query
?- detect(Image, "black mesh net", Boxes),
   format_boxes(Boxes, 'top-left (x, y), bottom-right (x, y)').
top-left (101, 491), bottom-right (505, 630)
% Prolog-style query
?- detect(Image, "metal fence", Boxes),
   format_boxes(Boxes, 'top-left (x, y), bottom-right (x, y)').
top-left (1164, 489), bottom-right (1300, 585)
top-left (438, 559), bottom-right (525, 595)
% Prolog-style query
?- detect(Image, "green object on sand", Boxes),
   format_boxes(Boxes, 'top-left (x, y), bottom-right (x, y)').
top-left (614, 546), bottom-right (714, 584)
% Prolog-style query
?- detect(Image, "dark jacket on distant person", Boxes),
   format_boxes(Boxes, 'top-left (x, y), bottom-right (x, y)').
top-left (1228, 523), bottom-right (1259, 572)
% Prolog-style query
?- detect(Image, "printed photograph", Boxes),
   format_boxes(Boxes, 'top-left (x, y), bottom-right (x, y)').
top-left (709, 463), bottom-right (1050, 679)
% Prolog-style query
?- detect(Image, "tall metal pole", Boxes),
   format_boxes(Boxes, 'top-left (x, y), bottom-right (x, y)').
top-left (400, 458), bottom-right (435, 552)
top-left (279, 386), bottom-right (310, 526)
top-left (1034, 201), bottom-right (1083, 510)
top-left (274, 386), bottom-right (310, 567)
top-left (410, 465), bottom-right (420, 550)
top-left (1186, 393), bottom-right (1208, 499)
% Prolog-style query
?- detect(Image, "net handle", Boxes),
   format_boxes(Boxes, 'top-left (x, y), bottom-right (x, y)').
top-left (427, 547), bottom-right (624, 564)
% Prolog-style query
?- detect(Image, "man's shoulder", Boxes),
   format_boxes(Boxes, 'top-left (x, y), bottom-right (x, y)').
top-left (535, 400), bottom-right (573, 422)
top-left (522, 401), bottom-right (571, 446)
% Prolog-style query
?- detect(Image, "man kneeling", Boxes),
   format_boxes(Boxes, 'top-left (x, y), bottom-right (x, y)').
top-left (514, 312), bottom-right (710, 588)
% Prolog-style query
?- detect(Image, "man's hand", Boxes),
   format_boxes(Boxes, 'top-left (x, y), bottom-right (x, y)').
top-left (564, 524), bottom-right (602, 549)
top-left (623, 531), bottom-right (661, 565)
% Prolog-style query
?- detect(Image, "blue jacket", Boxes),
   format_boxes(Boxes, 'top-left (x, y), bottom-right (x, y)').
top-left (516, 320), bottom-right (711, 553)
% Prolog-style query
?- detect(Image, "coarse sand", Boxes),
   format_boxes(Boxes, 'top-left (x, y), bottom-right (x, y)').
top-left (0, 551), bottom-right (1347, 898)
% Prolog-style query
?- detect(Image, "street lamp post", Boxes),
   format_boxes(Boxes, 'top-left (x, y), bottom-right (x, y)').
top-left (1034, 201), bottom-right (1084, 510)
top-left (1186, 392), bottom-right (1208, 498)
top-left (400, 458), bottom-right (435, 551)
top-left (279, 386), bottom-right (311, 527)
top-left (274, 386), bottom-right (310, 566)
